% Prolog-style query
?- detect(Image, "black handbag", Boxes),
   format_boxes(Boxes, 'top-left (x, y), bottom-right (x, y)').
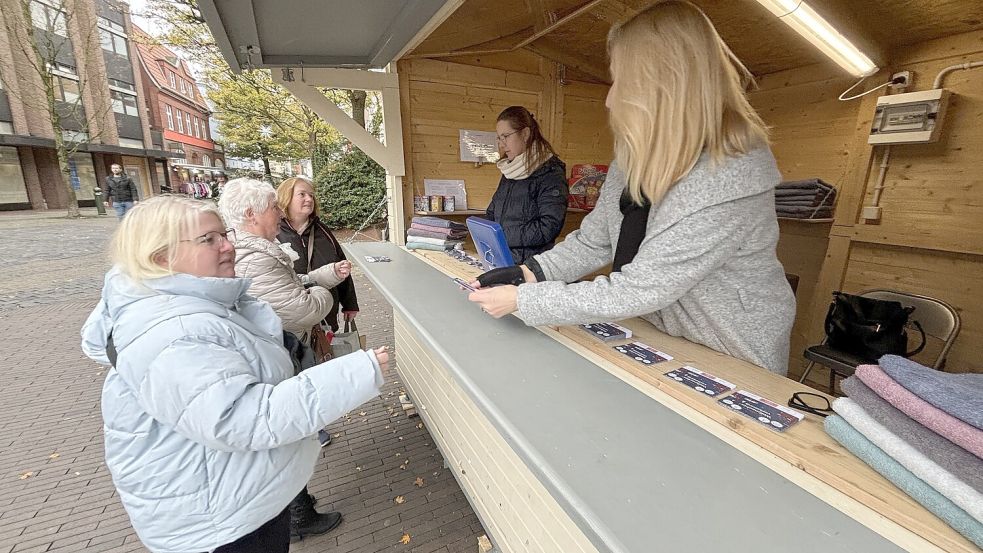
top-left (824, 291), bottom-right (926, 363)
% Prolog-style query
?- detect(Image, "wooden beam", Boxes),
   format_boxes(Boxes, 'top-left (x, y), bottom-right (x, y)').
top-left (590, 0), bottom-right (638, 25)
top-left (406, 0), bottom-right (604, 59)
top-left (393, 0), bottom-right (466, 62)
top-left (523, 37), bottom-right (611, 84)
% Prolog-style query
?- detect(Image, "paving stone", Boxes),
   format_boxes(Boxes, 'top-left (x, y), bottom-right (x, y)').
top-left (0, 214), bottom-right (485, 553)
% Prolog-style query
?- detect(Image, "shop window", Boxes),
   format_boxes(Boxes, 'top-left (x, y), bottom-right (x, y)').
top-left (68, 152), bottom-right (97, 200)
top-left (30, 2), bottom-right (67, 36)
top-left (0, 146), bottom-right (28, 204)
top-left (54, 76), bottom-right (80, 103)
top-left (109, 90), bottom-right (138, 116)
top-left (202, 155), bottom-right (210, 166)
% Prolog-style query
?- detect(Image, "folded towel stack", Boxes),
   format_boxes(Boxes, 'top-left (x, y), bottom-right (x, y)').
top-left (823, 355), bottom-right (983, 548)
top-left (406, 216), bottom-right (468, 251)
top-left (775, 178), bottom-right (837, 219)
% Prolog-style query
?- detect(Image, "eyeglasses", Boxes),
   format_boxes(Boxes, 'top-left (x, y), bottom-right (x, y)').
top-left (182, 228), bottom-right (236, 249)
top-left (495, 130), bottom-right (520, 143)
top-left (788, 391), bottom-right (833, 418)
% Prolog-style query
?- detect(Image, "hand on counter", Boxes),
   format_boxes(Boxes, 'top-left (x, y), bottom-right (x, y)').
top-left (468, 264), bottom-right (537, 290)
top-left (468, 285), bottom-right (518, 318)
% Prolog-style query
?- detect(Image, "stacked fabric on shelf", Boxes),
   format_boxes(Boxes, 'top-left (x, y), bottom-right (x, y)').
top-left (775, 178), bottom-right (836, 219)
top-left (406, 216), bottom-right (468, 252)
top-left (823, 355), bottom-right (983, 548)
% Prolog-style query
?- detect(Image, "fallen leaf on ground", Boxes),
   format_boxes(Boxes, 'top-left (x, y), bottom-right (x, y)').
top-left (19, 472), bottom-right (32, 480)
top-left (414, 477), bottom-right (424, 487)
top-left (416, 423), bottom-right (424, 429)
top-left (394, 495), bottom-right (405, 504)
top-left (74, 472), bottom-right (80, 476)
top-left (477, 534), bottom-right (493, 552)
top-left (358, 411), bottom-right (366, 416)
top-left (399, 533), bottom-right (411, 545)
top-left (48, 453), bottom-right (59, 459)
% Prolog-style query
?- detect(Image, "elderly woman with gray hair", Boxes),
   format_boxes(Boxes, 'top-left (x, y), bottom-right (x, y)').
top-left (218, 177), bottom-right (352, 541)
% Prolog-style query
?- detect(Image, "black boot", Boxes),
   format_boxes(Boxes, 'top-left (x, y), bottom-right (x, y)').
top-left (289, 488), bottom-right (342, 542)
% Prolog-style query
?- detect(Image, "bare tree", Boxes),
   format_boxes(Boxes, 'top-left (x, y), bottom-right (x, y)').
top-left (0, 0), bottom-right (116, 217)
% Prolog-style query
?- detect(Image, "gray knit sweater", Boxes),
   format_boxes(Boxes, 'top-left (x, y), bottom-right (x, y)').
top-left (517, 147), bottom-right (795, 375)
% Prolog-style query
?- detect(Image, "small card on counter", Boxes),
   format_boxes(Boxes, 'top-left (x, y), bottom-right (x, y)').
top-left (580, 323), bottom-right (632, 342)
top-left (612, 342), bottom-right (672, 365)
top-left (663, 366), bottom-right (735, 397)
top-left (364, 256), bottom-right (391, 263)
top-left (718, 390), bottom-right (804, 432)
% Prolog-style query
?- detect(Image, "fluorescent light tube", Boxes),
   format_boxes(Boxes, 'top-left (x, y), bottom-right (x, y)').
top-left (756, 0), bottom-right (878, 77)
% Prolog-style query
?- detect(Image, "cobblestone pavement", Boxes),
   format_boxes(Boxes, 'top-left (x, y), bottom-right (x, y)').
top-left (0, 213), bottom-right (485, 553)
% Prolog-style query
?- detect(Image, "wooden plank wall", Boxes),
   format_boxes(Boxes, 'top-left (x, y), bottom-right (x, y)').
top-left (398, 28), bottom-right (983, 378)
top-left (396, 57), bottom-right (613, 221)
top-left (770, 29), bottom-right (983, 378)
top-left (748, 68), bottom-right (862, 375)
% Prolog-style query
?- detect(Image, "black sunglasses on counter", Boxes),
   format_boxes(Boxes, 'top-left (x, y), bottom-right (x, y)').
top-left (788, 391), bottom-right (833, 418)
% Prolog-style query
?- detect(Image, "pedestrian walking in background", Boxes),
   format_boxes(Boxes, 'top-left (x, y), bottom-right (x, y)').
top-left (103, 163), bottom-right (139, 220)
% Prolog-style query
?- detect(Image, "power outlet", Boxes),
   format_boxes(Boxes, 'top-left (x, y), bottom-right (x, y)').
top-left (862, 205), bottom-right (882, 221)
top-left (890, 71), bottom-right (912, 89)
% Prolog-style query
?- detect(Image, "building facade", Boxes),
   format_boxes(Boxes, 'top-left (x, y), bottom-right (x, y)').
top-left (131, 26), bottom-right (224, 193)
top-left (0, 0), bottom-right (179, 210)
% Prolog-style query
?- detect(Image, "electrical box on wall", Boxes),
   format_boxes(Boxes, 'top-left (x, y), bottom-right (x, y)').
top-left (868, 89), bottom-right (950, 145)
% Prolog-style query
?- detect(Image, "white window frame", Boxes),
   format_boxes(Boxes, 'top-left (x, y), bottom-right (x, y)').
top-left (168, 71), bottom-right (176, 89)
top-left (165, 105), bottom-right (174, 130)
top-left (185, 113), bottom-right (192, 136)
top-left (175, 108), bottom-right (183, 133)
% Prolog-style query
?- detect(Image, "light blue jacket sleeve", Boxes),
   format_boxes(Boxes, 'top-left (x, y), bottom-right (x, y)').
top-left (141, 337), bottom-right (383, 452)
top-left (81, 299), bottom-right (112, 366)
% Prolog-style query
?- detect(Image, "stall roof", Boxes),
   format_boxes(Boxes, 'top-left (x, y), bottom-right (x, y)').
top-left (201, 0), bottom-right (983, 81)
top-left (198, 0), bottom-right (458, 71)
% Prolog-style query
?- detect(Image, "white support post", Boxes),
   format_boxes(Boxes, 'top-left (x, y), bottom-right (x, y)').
top-left (273, 69), bottom-right (407, 244)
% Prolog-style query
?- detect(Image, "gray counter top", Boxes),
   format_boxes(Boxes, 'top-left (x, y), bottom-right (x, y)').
top-left (344, 241), bottom-right (905, 553)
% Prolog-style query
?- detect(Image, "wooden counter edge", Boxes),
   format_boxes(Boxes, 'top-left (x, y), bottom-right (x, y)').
top-left (401, 247), bottom-right (975, 553)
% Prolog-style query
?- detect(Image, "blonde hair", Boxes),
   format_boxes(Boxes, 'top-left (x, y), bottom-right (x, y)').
top-left (607, 1), bottom-right (769, 205)
top-left (110, 195), bottom-right (224, 282)
top-left (276, 176), bottom-right (319, 219)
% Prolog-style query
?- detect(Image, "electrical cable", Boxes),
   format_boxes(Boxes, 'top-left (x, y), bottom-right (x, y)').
top-left (838, 75), bottom-right (899, 101)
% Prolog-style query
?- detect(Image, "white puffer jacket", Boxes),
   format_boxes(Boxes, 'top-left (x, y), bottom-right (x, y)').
top-left (232, 231), bottom-right (339, 337)
top-left (80, 268), bottom-right (384, 552)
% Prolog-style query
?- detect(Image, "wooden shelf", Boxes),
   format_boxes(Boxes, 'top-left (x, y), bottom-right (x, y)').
top-left (415, 208), bottom-right (590, 216)
top-left (777, 217), bottom-right (834, 223)
top-left (414, 210), bottom-right (485, 216)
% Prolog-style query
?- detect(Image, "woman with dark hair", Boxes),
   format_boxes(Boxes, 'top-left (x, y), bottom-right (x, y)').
top-left (485, 106), bottom-right (569, 264)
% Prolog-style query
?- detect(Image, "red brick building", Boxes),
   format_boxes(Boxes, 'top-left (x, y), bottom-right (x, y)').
top-left (132, 25), bottom-right (224, 187)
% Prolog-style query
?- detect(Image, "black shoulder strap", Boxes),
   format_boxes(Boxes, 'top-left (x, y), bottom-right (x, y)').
top-left (106, 332), bottom-right (118, 367)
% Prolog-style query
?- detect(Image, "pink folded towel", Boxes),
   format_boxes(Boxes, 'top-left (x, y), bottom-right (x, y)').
top-left (857, 364), bottom-right (983, 459)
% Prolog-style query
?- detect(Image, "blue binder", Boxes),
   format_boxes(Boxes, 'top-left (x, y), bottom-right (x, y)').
top-left (466, 217), bottom-right (515, 270)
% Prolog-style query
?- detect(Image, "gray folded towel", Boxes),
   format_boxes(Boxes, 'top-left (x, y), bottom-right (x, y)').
top-left (880, 355), bottom-right (983, 430)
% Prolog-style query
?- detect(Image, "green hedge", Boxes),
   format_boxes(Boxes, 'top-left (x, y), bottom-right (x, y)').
top-left (313, 148), bottom-right (386, 229)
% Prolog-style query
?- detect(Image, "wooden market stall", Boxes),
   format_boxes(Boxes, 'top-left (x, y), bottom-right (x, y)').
top-left (392, 0), bottom-right (983, 384)
top-left (199, 1), bottom-right (983, 551)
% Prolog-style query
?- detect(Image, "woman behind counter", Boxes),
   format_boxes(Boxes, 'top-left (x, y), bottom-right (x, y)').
top-left (486, 106), bottom-right (569, 264)
top-left (468, 1), bottom-right (795, 376)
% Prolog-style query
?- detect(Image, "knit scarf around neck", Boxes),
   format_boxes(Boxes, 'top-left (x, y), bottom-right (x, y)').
top-left (497, 150), bottom-right (551, 180)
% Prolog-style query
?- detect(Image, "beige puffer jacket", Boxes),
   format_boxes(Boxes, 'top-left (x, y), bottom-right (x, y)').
top-left (233, 231), bottom-right (335, 337)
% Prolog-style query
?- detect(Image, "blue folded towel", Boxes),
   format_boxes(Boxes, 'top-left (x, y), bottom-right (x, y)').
top-left (880, 355), bottom-right (983, 430)
top-left (825, 415), bottom-right (983, 548)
